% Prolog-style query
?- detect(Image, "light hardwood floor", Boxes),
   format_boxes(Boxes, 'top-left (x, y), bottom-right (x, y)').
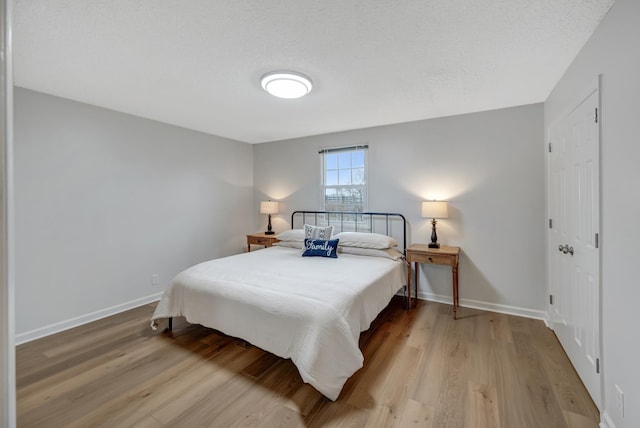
top-left (17, 297), bottom-right (599, 427)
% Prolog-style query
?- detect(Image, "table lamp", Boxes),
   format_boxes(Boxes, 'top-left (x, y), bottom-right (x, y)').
top-left (421, 201), bottom-right (448, 248)
top-left (260, 201), bottom-right (279, 235)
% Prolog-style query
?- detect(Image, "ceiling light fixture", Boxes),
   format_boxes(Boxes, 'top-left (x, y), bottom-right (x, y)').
top-left (261, 71), bottom-right (313, 99)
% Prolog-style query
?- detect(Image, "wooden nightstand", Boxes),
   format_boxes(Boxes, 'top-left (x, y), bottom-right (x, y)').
top-left (405, 244), bottom-right (461, 318)
top-left (246, 233), bottom-right (280, 252)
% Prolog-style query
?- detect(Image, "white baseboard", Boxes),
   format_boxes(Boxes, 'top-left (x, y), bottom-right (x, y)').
top-left (417, 291), bottom-right (548, 322)
top-left (600, 410), bottom-right (615, 428)
top-left (15, 292), bottom-right (163, 345)
top-left (17, 290), bottom-right (549, 345)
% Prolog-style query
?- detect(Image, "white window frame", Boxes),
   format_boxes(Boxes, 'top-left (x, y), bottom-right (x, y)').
top-left (320, 145), bottom-right (368, 215)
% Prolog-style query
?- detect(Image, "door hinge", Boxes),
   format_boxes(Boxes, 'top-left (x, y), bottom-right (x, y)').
top-left (549, 294), bottom-right (553, 305)
top-left (548, 142), bottom-right (552, 153)
top-left (596, 358), bottom-right (600, 374)
top-left (549, 218), bottom-right (553, 229)
top-left (595, 108), bottom-right (599, 123)
top-left (595, 233), bottom-right (599, 249)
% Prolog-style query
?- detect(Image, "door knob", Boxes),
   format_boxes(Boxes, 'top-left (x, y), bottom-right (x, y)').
top-left (558, 244), bottom-right (574, 255)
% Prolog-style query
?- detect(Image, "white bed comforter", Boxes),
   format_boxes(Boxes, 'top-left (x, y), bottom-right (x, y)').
top-left (151, 245), bottom-right (405, 400)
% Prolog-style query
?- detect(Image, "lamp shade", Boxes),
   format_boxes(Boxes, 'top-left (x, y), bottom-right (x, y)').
top-left (260, 201), bottom-right (279, 215)
top-left (421, 201), bottom-right (448, 219)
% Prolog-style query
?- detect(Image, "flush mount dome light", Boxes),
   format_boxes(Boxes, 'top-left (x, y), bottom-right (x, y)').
top-left (261, 71), bottom-right (313, 99)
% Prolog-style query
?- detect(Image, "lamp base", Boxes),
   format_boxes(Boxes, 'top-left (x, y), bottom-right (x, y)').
top-left (264, 213), bottom-right (275, 235)
top-left (429, 218), bottom-right (440, 249)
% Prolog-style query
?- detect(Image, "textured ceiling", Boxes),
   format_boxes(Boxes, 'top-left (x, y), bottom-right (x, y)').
top-left (13, 0), bottom-right (614, 143)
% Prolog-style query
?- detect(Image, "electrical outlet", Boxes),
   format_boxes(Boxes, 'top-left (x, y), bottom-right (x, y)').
top-left (614, 384), bottom-right (624, 418)
top-left (151, 274), bottom-right (159, 286)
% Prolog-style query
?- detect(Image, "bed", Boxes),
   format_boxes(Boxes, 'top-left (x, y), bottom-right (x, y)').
top-left (151, 211), bottom-right (407, 400)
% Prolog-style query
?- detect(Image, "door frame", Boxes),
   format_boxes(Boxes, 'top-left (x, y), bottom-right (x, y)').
top-left (1, 0), bottom-right (16, 426)
top-left (546, 76), bottom-right (603, 409)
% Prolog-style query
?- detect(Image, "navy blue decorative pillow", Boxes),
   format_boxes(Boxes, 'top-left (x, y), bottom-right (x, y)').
top-left (302, 238), bottom-right (339, 258)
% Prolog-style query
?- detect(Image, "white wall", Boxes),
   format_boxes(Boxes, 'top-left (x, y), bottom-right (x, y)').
top-left (545, 0), bottom-right (640, 426)
top-left (254, 104), bottom-right (546, 316)
top-left (14, 88), bottom-right (254, 339)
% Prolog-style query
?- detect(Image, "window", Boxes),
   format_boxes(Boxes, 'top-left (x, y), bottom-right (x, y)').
top-left (320, 145), bottom-right (368, 213)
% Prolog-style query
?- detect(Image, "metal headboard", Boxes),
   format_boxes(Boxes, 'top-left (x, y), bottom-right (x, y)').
top-left (291, 210), bottom-right (407, 255)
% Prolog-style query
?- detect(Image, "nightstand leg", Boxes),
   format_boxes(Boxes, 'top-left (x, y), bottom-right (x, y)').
top-left (413, 262), bottom-right (418, 309)
top-left (452, 265), bottom-right (459, 319)
top-left (406, 261), bottom-right (411, 309)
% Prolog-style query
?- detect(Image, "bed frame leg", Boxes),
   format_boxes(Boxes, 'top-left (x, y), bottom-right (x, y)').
top-left (168, 317), bottom-right (173, 331)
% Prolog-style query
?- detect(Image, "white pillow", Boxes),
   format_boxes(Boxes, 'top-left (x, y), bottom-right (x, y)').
top-left (304, 224), bottom-right (334, 240)
top-left (276, 229), bottom-right (305, 242)
top-left (333, 232), bottom-right (398, 249)
top-left (339, 246), bottom-right (403, 260)
top-left (273, 240), bottom-right (303, 249)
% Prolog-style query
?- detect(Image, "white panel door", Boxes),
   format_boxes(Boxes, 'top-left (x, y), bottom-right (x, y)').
top-left (548, 86), bottom-right (601, 407)
top-left (548, 116), bottom-right (569, 328)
